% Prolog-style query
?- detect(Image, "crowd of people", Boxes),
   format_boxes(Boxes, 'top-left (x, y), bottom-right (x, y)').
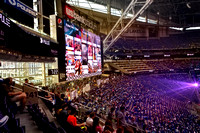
top-left (1, 73), bottom-right (200, 133)
top-left (77, 74), bottom-right (200, 132)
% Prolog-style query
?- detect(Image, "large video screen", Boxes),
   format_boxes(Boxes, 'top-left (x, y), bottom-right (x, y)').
top-left (64, 20), bottom-right (102, 80)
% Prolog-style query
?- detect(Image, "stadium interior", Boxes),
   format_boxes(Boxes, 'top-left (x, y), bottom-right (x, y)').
top-left (0, 0), bottom-right (200, 133)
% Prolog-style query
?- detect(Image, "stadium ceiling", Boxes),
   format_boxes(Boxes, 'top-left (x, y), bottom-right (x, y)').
top-left (88, 0), bottom-right (200, 27)
top-left (67, 0), bottom-right (200, 54)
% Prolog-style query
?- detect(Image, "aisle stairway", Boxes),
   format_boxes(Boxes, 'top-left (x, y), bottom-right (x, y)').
top-left (12, 98), bottom-right (61, 133)
top-left (16, 113), bottom-right (42, 133)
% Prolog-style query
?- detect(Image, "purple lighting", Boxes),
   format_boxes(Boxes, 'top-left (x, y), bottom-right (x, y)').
top-left (193, 83), bottom-right (198, 87)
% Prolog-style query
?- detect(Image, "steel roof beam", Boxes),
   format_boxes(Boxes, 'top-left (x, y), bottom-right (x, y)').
top-left (103, 0), bottom-right (154, 54)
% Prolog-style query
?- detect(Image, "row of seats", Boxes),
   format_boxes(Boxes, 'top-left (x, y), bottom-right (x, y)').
top-left (0, 91), bottom-right (25, 133)
top-left (27, 104), bottom-right (66, 133)
top-left (109, 31), bottom-right (200, 51)
top-left (38, 88), bottom-right (90, 133)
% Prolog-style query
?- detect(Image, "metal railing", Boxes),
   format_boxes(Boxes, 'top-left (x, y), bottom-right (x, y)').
top-left (0, 78), bottom-right (55, 102)
top-left (74, 102), bottom-right (145, 132)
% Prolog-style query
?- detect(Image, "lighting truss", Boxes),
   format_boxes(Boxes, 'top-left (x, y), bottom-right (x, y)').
top-left (103, 0), bottom-right (154, 54)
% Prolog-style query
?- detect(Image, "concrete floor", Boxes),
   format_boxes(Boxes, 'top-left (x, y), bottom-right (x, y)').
top-left (15, 113), bottom-right (43, 133)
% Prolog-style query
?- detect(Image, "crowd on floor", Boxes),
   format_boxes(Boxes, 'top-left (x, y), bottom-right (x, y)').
top-left (77, 74), bottom-right (200, 133)
top-left (1, 73), bottom-right (200, 133)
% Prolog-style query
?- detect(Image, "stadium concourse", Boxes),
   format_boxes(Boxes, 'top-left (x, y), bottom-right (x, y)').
top-left (1, 0), bottom-right (200, 133)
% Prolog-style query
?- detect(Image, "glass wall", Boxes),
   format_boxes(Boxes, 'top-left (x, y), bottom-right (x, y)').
top-left (0, 58), bottom-right (58, 86)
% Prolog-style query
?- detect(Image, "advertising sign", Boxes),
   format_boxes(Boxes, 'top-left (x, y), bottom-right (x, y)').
top-left (4, 0), bottom-right (37, 17)
top-left (0, 13), bottom-right (10, 27)
top-left (64, 4), bottom-right (97, 30)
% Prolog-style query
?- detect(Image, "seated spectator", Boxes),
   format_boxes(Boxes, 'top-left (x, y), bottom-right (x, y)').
top-left (91, 117), bottom-right (102, 133)
top-left (107, 107), bottom-right (116, 126)
top-left (59, 103), bottom-right (69, 119)
top-left (24, 78), bottom-right (34, 87)
top-left (54, 92), bottom-right (66, 112)
top-left (67, 107), bottom-right (85, 127)
top-left (86, 112), bottom-right (95, 128)
top-left (42, 87), bottom-right (53, 100)
top-left (60, 94), bottom-right (65, 102)
top-left (117, 106), bottom-right (134, 133)
top-left (117, 126), bottom-right (124, 133)
top-left (3, 78), bottom-right (27, 113)
top-left (104, 120), bottom-right (114, 133)
top-left (24, 78), bottom-right (29, 84)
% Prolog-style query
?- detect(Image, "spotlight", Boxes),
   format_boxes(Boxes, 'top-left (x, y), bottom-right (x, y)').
top-left (193, 83), bottom-right (198, 87)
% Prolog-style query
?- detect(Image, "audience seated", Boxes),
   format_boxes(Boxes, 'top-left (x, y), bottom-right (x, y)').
top-left (77, 73), bottom-right (200, 133)
top-left (86, 112), bottom-right (95, 128)
top-left (2, 71), bottom-right (199, 133)
top-left (91, 117), bottom-right (102, 133)
top-left (67, 107), bottom-right (86, 127)
top-left (3, 78), bottom-right (27, 113)
top-left (0, 78), bottom-right (25, 133)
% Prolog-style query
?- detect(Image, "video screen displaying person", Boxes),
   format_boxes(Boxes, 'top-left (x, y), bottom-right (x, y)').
top-left (95, 47), bottom-right (101, 57)
top-left (81, 43), bottom-right (88, 65)
top-left (93, 47), bottom-right (97, 61)
top-left (64, 19), bottom-right (102, 80)
top-left (66, 54), bottom-right (75, 66)
top-left (81, 29), bottom-right (87, 43)
top-left (88, 45), bottom-right (93, 60)
top-left (75, 59), bottom-right (82, 75)
top-left (66, 35), bottom-right (74, 50)
top-left (88, 60), bottom-right (93, 73)
top-left (74, 39), bottom-right (81, 55)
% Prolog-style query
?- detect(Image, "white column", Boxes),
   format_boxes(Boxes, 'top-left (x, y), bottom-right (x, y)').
top-left (39, 0), bottom-right (44, 32)
top-left (42, 62), bottom-right (46, 86)
top-left (33, 0), bottom-right (39, 31)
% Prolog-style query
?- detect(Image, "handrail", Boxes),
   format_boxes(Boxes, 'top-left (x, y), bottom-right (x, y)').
top-left (1, 78), bottom-right (55, 102)
top-left (11, 78), bottom-right (55, 96)
top-left (13, 78), bottom-right (56, 102)
top-left (11, 85), bottom-right (23, 91)
top-left (38, 96), bottom-right (53, 102)
top-left (74, 102), bottom-right (144, 132)
top-left (10, 85), bottom-right (53, 102)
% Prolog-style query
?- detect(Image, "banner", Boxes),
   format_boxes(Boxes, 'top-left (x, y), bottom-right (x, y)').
top-left (4, 0), bottom-right (37, 17)
top-left (64, 4), bottom-right (97, 29)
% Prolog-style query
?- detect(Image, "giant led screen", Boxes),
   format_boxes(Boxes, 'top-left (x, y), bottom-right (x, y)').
top-left (64, 20), bottom-right (101, 80)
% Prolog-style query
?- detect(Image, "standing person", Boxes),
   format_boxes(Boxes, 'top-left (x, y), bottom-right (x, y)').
top-left (3, 78), bottom-right (27, 113)
top-left (75, 60), bottom-right (82, 75)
